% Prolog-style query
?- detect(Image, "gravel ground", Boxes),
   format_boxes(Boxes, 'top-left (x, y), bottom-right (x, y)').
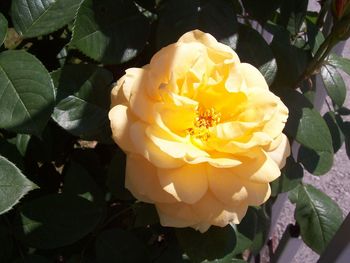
top-left (269, 24), bottom-right (350, 263)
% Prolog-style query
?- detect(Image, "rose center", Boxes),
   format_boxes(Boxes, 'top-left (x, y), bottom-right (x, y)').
top-left (187, 106), bottom-right (221, 140)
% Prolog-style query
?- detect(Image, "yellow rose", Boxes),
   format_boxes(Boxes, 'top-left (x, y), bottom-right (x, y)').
top-left (109, 30), bottom-right (290, 232)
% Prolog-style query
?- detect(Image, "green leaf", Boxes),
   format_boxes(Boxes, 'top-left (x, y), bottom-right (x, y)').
top-left (270, 156), bottom-right (303, 196)
top-left (321, 65), bottom-right (346, 107)
top-left (278, 0), bottom-right (308, 35)
top-left (294, 184), bottom-right (343, 254)
top-left (327, 53), bottom-right (350, 76)
top-left (51, 64), bottom-right (113, 143)
top-left (0, 50), bottom-right (55, 136)
top-left (14, 193), bottom-right (104, 249)
top-left (0, 155), bottom-right (37, 215)
top-left (295, 108), bottom-right (334, 175)
top-left (63, 162), bottom-right (105, 205)
top-left (11, 0), bottom-right (83, 38)
top-left (236, 207), bottom-right (269, 254)
top-left (106, 151), bottom-right (133, 200)
top-left (156, 0), bottom-right (238, 48)
top-left (176, 225), bottom-right (237, 262)
top-left (298, 146), bottom-right (333, 175)
top-left (13, 255), bottom-right (51, 263)
top-left (0, 12), bottom-right (8, 46)
top-left (133, 203), bottom-right (159, 227)
top-left (95, 228), bottom-right (151, 263)
top-left (242, 0), bottom-right (282, 23)
top-left (233, 24), bottom-right (277, 85)
top-left (295, 108), bottom-right (333, 152)
top-left (0, 224), bottom-right (14, 262)
top-left (71, 0), bottom-right (150, 64)
top-left (0, 138), bottom-right (24, 169)
top-left (15, 134), bottom-right (31, 156)
top-left (323, 112), bottom-right (344, 153)
top-left (270, 24), bottom-right (310, 88)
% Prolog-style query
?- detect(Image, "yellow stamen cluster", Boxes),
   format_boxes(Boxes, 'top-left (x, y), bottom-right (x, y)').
top-left (187, 107), bottom-right (221, 140)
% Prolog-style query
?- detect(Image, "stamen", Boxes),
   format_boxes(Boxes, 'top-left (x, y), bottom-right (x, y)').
top-left (187, 106), bottom-right (221, 140)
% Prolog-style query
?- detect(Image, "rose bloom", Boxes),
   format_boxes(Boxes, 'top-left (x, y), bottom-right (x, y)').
top-left (109, 30), bottom-right (290, 232)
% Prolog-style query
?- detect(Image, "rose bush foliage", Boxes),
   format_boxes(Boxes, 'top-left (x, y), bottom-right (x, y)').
top-left (0, 0), bottom-right (349, 262)
top-left (109, 30), bottom-right (290, 231)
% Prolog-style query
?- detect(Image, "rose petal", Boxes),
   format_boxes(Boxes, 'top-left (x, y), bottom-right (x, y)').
top-left (109, 105), bottom-right (136, 153)
top-left (157, 163), bottom-right (208, 204)
top-left (122, 68), bottom-right (157, 124)
top-left (266, 133), bottom-right (291, 169)
top-left (207, 165), bottom-right (271, 206)
top-left (239, 63), bottom-right (269, 90)
top-left (192, 192), bottom-right (248, 227)
top-left (230, 149), bottom-right (281, 183)
top-left (156, 202), bottom-right (199, 227)
top-left (125, 154), bottom-right (177, 203)
top-left (130, 122), bottom-right (184, 168)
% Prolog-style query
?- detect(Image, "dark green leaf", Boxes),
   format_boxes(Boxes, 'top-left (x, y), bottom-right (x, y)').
top-left (176, 225), bottom-right (236, 262)
top-left (242, 0), bottom-right (282, 23)
top-left (133, 203), bottom-right (159, 227)
top-left (14, 194), bottom-right (104, 249)
top-left (327, 53), bottom-right (350, 76)
top-left (63, 162), bottom-right (105, 205)
top-left (270, 24), bottom-right (310, 88)
top-left (0, 155), bottom-right (37, 215)
top-left (306, 20), bottom-right (325, 56)
top-left (288, 185), bottom-right (300, 203)
top-left (278, 0), bottom-right (308, 35)
top-left (0, 12), bottom-right (8, 46)
top-left (156, 0), bottom-right (238, 48)
top-left (294, 184), bottom-right (343, 254)
top-left (0, 138), bottom-right (24, 169)
top-left (95, 228), bottom-right (151, 263)
top-left (321, 65), bottom-right (346, 107)
top-left (270, 156), bottom-right (303, 196)
top-left (51, 64), bottom-right (113, 143)
top-left (280, 89), bottom-right (313, 138)
top-left (71, 0), bottom-right (150, 64)
top-left (0, 224), bottom-right (13, 262)
top-left (15, 134), bottom-right (31, 156)
top-left (233, 24), bottom-right (277, 85)
top-left (106, 151), bottom-right (133, 200)
top-left (323, 112), bottom-right (345, 153)
top-left (0, 51), bottom-right (55, 136)
top-left (236, 207), bottom-right (269, 254)
top-left (298, 146), bottom-right (333, 175)
top-left (295, 108), bottom-right (333, 152)
top-left (13, 255), bottom-right (51, 263)
top-left (11, 0), bottom-right (82, 38)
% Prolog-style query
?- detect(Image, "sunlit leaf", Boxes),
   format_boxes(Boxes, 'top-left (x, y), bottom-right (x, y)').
top-left (0, 51), bottom-right (55, 136)
top-left (11, 0), bottom-right (82, 38)
top-left (0, 155), bottom-right (36, 215)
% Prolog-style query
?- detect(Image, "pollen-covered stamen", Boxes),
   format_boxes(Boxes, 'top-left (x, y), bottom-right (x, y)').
top-left (187, 106), bottom-right (221, 140)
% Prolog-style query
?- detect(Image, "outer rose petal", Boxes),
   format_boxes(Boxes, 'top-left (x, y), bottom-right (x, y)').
top-left (230, 149), bottom-right (281, 183)
top-left (239, 63), bottom-right (269, 90)
top-left (266, 134), bottom-right (291, 168)
top-left (120, 68), bottom-right (157, 123)
top-left (192, 192), bottom-right (248, 229)
top-left (178, 30), bottom-right (240, 65)
top-left (207, 165), bottom-right (271, 206)
top-left (157, 164), bottom-right (208, 204)
top-left (125, 154), bottom-right (177, 203)
top-left (156, 202), bottom-right (199, 228)
top-left (109, 105), bottom-right (136, 153)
